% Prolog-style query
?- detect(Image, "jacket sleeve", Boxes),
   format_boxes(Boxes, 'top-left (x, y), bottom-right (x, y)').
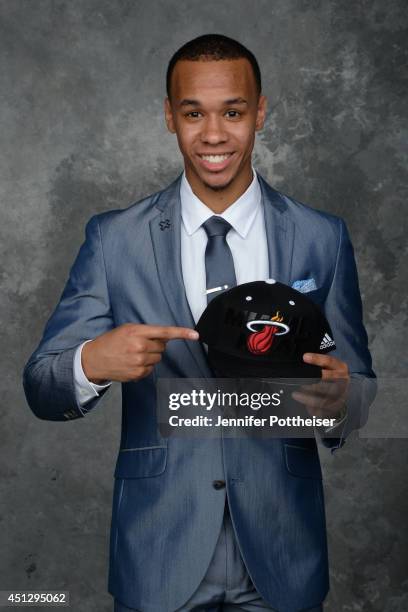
top-left (318, 217), bottom-right (377, 451)
top-left (22, 214), bottom-right (114, 421)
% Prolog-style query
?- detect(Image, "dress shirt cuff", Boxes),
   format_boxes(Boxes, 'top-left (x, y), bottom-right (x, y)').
top-left (73, 340), bottom-right (112, 406)
top-left (323, 404), bottom-right (348, 433)
top-left (314, 403), bottom-right (348, 452)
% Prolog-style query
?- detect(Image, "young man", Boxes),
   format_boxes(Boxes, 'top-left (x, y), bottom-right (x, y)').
top-left (23, 34), bottom-right (375, 612)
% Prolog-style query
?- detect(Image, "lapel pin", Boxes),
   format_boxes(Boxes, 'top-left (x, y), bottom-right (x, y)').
top-left (159, 219), bottom-right (171, 231)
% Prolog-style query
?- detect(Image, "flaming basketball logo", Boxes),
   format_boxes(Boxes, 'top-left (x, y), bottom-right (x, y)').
top-left (246, 311), bottom-right (290, 355)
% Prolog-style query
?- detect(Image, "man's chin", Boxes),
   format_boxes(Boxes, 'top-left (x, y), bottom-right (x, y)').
top-left (200, 173), bottom-right (235, 192)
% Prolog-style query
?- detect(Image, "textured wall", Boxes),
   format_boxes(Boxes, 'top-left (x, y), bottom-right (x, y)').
top-left (1, 1), bottom-right (407, 610)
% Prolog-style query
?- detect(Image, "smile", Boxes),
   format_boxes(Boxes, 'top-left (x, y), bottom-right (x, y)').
top-left (197, 152), bottom-right (235, 171)
top-left (199, 153), bottom-right (233, 163)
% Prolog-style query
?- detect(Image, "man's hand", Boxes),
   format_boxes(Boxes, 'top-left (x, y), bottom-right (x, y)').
top-left (291, 353), bottom-right (350, 419)
top-left (303, 353), bottom-right (349, 381)
top-left (81, 324), bottom-right (199, 384)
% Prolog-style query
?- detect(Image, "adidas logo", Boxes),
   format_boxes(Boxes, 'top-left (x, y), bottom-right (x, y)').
top-left (320, 333), bottom-right (335, 350)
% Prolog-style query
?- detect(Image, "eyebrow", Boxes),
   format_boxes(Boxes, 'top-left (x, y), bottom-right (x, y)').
top-left (179, 97), bottom-right (248, 107)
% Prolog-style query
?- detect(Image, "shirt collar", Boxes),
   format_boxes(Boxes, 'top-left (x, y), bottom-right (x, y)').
top-left (180, 166), bottom-right (261, 239)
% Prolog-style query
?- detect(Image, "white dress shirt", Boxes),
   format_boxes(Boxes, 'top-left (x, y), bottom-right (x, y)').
top-left (73, 167), bottom-right (270, 408)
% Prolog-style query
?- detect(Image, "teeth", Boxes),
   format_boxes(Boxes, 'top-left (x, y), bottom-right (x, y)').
top-left (201, 154), bottom-right (231, 163)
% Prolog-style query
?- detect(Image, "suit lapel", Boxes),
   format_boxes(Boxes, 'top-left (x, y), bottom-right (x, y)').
top-left (257, 173), bottom-right (295, 286)
top-left (149, 173), bottom-right (213, 378)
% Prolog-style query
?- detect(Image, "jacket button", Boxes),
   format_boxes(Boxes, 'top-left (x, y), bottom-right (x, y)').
top-left (213, 480), bottom-right (226, 490)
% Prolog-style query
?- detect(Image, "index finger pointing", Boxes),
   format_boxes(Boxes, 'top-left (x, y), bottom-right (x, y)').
top-left (137, 325), bottom-right (199, 341)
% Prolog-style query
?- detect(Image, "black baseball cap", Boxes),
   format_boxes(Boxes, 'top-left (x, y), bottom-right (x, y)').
top-left (195, 280), bottom-right (336, 378)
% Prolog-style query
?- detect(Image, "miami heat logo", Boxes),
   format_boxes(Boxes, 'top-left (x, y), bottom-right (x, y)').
top-left (246, 311), bottom-right (290, 355)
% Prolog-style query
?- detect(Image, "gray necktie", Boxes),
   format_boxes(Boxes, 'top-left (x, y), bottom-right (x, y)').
top-left (202, 216), bottom-right (237, 303)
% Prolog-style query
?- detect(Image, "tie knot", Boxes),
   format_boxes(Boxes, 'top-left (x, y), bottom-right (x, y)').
top-left (202, 216), bottom-right (232, 238)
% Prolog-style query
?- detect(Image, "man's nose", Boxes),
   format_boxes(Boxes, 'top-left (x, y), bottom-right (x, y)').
top-left (200, 116), bottom-right (228, 144)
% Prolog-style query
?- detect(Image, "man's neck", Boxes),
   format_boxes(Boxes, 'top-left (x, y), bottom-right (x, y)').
top-left (185, 166), bottom-right (254, 214)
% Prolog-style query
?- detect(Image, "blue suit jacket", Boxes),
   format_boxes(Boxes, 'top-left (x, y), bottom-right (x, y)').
top-left (23, 172), bottom-right (375, 612)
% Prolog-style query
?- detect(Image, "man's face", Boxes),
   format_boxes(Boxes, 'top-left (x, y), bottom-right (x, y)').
top-left (164, 58), bottom-right (267, 192)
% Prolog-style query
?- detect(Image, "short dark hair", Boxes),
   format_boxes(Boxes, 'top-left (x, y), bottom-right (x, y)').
top-left (166, 34), bottom-right (262, 100)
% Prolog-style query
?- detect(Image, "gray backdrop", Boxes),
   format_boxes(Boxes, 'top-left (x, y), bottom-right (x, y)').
top-left (1, 1), bottom-right (407, 611)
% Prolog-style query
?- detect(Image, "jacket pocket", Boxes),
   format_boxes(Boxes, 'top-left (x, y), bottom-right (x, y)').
top-left (114, 445), bottom-right (167, 479)
top-left (284, 443), bottom-right (322, 480)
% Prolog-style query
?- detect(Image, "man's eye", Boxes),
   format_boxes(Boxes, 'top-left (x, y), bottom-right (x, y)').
top-left (226, 110), bottom-right (241, 118)
top-left (186, 111), bottom-right (201, 118)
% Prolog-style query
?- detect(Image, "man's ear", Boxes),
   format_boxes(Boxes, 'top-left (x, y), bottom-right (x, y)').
top-left (164, 97), bottom-right (176, 134)
top-left (255, 94), bottom-right (267, 131)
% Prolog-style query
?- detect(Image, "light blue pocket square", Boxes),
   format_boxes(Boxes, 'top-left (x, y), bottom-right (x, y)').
top-left (292, 278), bottom-right (317, 293)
